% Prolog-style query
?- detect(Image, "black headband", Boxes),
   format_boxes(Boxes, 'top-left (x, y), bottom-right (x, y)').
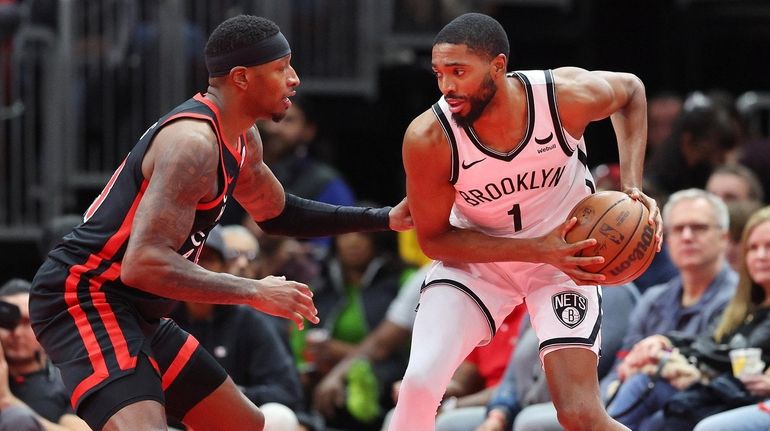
top-left (205, 31), bottom-right (291, 77)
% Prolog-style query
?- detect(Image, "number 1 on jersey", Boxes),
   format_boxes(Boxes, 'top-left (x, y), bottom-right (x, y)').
top-left (507, 204), bottom-right (522, 231)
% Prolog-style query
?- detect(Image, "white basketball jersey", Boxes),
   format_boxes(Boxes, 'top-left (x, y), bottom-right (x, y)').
top-left (432, 69), bottom-right (595, 238)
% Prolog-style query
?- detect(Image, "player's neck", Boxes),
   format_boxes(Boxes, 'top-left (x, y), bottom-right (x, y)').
top-left (7, 356), bottom-right (45, 376)
top-left (204, 88), bottom-right (257, 145)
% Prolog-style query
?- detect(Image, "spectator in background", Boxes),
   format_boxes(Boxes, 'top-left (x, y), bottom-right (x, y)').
top-left (245, 96), bottom-right (356, 255)
top-left (646, 92), bottom-right (737, 196)
top-left (689, 207), bottom-right (770, 431)
top-left (294, 227), bottom-right (410, 431)
top-left (170, 226), bottom-right (318, 431)
top-left (725, 200), bottom-right (765, 271)
top-left (220, 224), bottom-right (261, 280)
top-left (0, 279), bottom-right (90, 431)
top-left (706, 163), bottom-right (765, 204)
top-left (607, 205), bottom-right (770, 430)
top-left (313, 264), bottom-right (429, 431)
top-left (242, 220), bottom-right (321, 343)
top-left (601, 189), bottom-right (737, 403)
top-left (645, 91), bottom-right (683, 162)
top-left (706, 163), bottom-right (766, 270)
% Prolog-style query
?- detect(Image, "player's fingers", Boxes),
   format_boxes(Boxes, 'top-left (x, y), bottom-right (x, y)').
top-left (568, 255), bottom-right (604, 266)
top-left (291, 312), bottom-right (305, 330)
top-left (296, 302), bottom-right (319, 324)
top-left (561, 217), bottom-right (578, 237)
top-left (567, 237), bottom-right (598, 253)
top-left (568, 267), bottom-right (605, 284)
top-left (292, 281), bottom-right (312, 297)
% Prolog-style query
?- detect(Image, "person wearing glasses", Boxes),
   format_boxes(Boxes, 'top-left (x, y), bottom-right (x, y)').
top-left (601, 189), bottom-right (738, 429)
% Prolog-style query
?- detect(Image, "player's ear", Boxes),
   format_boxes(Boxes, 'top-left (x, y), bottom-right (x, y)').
top-left (492, 54), bottom-right (507, 74)
top-left (229, 66), bottom-right (249, 89)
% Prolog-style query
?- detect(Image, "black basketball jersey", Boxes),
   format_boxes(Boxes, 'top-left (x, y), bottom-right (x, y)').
top-left (48, 93), bottom-right (246, 317)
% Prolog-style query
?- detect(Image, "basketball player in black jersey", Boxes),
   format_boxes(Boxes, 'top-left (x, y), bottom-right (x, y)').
top-left (28, 15), bottom-right (410, 431)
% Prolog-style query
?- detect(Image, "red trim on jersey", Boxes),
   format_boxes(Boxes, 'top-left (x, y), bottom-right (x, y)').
top-left (193, 93), bottom-right (244, 164)
top-left (161, 335), bottom-right (199, 390)
top-left (67, 181), bottom-right (149, 407)
top-left (197, 192), bottom-right (225, 210)
top-left (85, 156), bottom-right (129, 222)
top-left (159, 106), bottom-right (232, 210)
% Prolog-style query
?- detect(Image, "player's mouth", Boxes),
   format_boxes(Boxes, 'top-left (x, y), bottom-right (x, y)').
top-left (445, 97), bottom-right (466, 113)
top-left (283, 91), bottom-right (296, 109)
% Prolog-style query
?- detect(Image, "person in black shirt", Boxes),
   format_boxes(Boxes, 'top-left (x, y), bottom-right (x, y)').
top-left (0, 279), bottom-right (89, 430)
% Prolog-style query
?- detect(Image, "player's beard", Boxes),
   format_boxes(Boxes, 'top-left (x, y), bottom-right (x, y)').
top-left (452, 73), bottom-right (497, 128)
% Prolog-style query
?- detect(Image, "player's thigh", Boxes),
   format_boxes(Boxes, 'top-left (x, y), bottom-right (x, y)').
top-left (181, 376), bottom-right (264, 431)
top-left (150, 319), bottom-right (230, 422)
top-left (525, 272), bottom-right (602, 362)
top-left (151, 319), bottom-right (263, 430)
top-left (102, 399), bottom-right (166, 431)
top-left (78, 355), bottom-right (166, 431)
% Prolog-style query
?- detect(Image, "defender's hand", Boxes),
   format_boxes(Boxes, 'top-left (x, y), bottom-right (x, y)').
top-left (251, 276), bottom-right (318, 329)
top-left (389, 198), bottom-right (413, 232)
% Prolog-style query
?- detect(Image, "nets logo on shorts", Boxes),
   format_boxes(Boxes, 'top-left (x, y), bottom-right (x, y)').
top-left (551, 291), bottom-right (588, 329)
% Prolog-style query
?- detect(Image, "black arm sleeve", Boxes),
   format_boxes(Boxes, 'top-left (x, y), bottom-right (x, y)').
top-left (257, 193), bottom-right (392, 238)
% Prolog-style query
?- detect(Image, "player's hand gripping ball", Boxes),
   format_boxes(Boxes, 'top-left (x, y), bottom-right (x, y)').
top-left (565, 190), bottom-right (658, 285)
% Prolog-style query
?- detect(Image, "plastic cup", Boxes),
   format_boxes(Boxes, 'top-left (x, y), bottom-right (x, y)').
top-left (730, 347), bottom-right (763, 377)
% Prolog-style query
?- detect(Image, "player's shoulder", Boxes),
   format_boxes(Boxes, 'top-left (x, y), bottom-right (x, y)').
top-left (151, 118), bottom-right (220, 168)
top-left (157, 117), bottom-right (218, 150)
top-left (551, 66), bottom-right (596, 89)
top-left (404, 108), bottom-right (444, 147)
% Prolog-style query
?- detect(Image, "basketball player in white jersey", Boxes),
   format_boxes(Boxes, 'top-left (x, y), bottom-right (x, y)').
top-left (388, 13), bottom-right (662, 431)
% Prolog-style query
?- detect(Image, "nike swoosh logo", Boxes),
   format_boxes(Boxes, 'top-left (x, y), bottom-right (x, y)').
top-left (461, 158), bottom-right (487, 169)
top-left (535, 132), bottom-right (554, 145)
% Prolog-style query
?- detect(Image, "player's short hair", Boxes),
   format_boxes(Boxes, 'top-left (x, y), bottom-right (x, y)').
top-left (434, 13), bottom-right (509, 64)
top-left (205, 15), bottom-right (280, 60)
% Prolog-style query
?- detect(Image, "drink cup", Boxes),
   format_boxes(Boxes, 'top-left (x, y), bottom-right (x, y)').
top-left (730, 347), bottom-right (764, 378)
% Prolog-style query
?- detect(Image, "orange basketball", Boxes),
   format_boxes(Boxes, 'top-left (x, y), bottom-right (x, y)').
top-left (565, 190), bottom-right (658, 285)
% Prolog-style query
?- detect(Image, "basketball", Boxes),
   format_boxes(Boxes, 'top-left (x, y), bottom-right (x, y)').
top-left (565, 190), bottom-right (657, 285)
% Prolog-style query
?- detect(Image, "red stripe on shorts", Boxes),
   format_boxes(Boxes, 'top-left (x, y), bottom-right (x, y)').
top-left (162, 335), bottom-right (199, 390)
top-left (68, 181), bottom-right (148, 407)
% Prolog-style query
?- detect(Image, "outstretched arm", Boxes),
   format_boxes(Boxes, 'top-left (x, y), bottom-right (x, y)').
top-left (237, 126), bottom-right (412, 236)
